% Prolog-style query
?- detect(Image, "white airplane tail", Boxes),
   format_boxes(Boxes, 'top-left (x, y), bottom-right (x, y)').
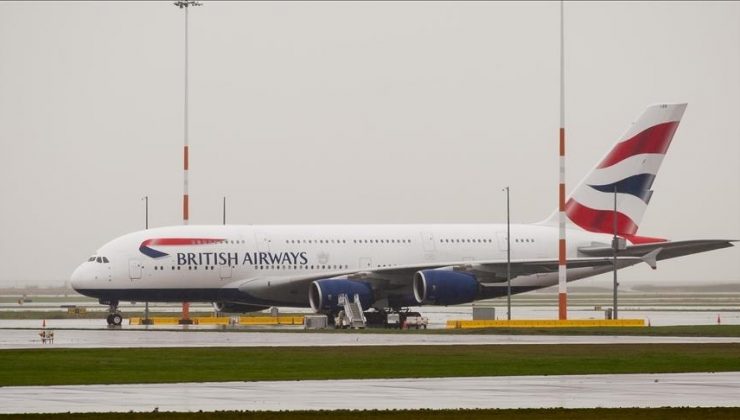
top-left (542, 103), bottom-right (687, 238)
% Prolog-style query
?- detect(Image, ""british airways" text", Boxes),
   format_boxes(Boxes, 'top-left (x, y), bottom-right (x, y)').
top-left (176, 251), bottom-right (308, 266)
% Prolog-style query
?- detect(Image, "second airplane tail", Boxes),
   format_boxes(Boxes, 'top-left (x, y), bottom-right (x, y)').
top-left (543, 103), bottom-right (687, 237)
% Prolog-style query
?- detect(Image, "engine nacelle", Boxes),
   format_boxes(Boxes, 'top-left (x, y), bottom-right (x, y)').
top-left (413, 269), bottom-right (479, 305)
top-left (309, 279), bottom-right (374, 312)
top-left (212, 302), bottom-right (268, 313)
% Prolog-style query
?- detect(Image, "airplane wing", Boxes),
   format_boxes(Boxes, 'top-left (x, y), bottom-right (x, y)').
top-left (237, 240), bottom-right (735, 303)
top-left (348, 256), bottom-right (647, 285)
top-left (238, 256), bottom-right (647, 294)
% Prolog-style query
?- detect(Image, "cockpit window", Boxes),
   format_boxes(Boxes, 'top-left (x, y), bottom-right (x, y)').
top-left (96, 257), bottom-right (103, 263)
top-left (88, 256), bottom-right (96, 262)
top-left (102, 257), bottom-right (109, 263)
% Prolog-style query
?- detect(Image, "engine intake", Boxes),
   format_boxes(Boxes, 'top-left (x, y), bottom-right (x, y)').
top-left (413, 269), bottom-right (479, 305)
top-left (309, 279), bottom-right (374, 312)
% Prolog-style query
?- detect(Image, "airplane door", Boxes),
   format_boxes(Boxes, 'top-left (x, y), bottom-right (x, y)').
top-left (129, 259), bottom-right (142, 280)
top-left (359, 257), bottom-right (372, 269)
top-left (255, 231), bottom-right (271, 252)
top-left (496, 231), bottom-right (509, 251)
top-left (421, 232), bottom-right (436, 252)
top-left (220, 265), bottom-right (232, 280)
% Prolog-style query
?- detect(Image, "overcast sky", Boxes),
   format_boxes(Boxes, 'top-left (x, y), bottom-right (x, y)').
top-left (0, 1), bottom-right (738, 288)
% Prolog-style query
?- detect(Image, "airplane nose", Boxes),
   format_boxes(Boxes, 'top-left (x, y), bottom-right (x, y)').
top-left (70, 264), bottom-right (86, 292)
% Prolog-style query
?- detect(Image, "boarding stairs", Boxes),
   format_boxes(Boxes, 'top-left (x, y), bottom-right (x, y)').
top-left (338, 293), bottom-right (366, 329)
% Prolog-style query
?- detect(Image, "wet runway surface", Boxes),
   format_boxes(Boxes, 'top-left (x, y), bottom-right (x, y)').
top-left (1, 372), bottom-right (738, 413)
top-left (2, 327), bottom-right (740, 349)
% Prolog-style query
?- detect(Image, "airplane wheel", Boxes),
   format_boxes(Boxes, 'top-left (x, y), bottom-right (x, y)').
top-left (106, 314), bottom-right (114, 325)
top-left (111, 314), bottom-right (123, 326)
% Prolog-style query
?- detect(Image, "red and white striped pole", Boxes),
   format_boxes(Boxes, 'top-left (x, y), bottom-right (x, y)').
top-left (558, 0), bottom-right (568, 320)
top-left (175, 1), bottom-right (201, 323)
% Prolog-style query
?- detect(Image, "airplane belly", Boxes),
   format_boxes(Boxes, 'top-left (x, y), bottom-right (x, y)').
top-left (238, 278), bottom-right (310, 306)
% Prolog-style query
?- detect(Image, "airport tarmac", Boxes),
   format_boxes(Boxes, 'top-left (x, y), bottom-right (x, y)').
top-left (2, 304), bottom-right (738, 330)
top-left (2, 293), bottom-right (738, 349)
top-left (1, 372), bottom-right (738, 413)
top-left (2, 327), bottom-right (740, 349)
top-left (4, 293), bottom-right (740, 329)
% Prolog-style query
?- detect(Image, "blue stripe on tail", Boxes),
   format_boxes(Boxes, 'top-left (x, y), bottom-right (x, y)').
top-left (588, 173), bottom-right (656, 203)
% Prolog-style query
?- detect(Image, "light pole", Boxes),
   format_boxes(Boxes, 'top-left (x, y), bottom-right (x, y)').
top-left (143, 196), bottom-right (149, 230)
top-left (174, 0), bottom-right (201, 325)
top-left (612, 185), bottom-right (619, 320)
top-left (503, 187), bottom-right (511, 321)
top-left (142, 196), bottom-right (151, 326)
top-left (557, 0), bottom-right (568, 321)
top-left (174, 0), bottom-right (201, 226)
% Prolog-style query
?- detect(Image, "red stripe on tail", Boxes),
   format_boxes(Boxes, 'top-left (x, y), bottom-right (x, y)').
top-left (597, 121), bottom-right (679, 169)
top-left (565, 199), bottom-right (638, 235)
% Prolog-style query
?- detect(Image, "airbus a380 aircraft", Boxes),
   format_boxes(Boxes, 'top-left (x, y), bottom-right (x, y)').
top-left (72, 103), bottom-right (734, 325)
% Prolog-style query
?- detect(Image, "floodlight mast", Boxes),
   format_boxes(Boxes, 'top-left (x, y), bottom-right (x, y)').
top-left (557, 0), bottom-right (568, 320)
top-left (173, 0), bottom-right (202, 324)
top-left (613, 185), bottom-right (619, 320)
top-left (174, 0), bottom-right (201, 226)
top-left (504, 187), bottom-right (512, 321)
top-left (142, 196), bottom-right (151, 325)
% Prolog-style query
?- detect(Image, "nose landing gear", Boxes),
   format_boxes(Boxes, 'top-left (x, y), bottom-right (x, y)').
top-left (103, 300), bottom-right (123, 326)
top-left (106, 313), bottom-right (123, 326)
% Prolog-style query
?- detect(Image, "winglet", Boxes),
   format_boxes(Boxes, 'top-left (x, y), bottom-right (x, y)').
top-left (641, 248), bottom-right (662, 270)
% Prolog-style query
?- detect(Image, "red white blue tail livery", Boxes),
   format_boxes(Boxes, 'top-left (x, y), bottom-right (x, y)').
top-left (546, 104), bottom-right (686, 241)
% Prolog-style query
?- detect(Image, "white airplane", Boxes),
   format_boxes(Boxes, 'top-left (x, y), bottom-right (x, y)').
top-left (71, 103), bottom-right (735, 325)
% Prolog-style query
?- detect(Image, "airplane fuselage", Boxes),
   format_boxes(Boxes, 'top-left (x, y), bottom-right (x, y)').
top-left (71, 223), bottom-right (620, 309)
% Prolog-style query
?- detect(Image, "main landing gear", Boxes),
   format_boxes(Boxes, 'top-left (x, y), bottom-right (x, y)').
top-left (104, 300), bottom-right (123, 326)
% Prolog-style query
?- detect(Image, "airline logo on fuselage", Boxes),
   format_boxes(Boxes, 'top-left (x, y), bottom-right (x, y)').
top-left (138, 238), bottom-right (308, 267)
top-left (139, 238), bottom-right (225, 259)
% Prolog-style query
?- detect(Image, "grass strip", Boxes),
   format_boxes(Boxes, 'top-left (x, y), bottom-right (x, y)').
top-left (1, 343), bottom-right (738, 386)
top-left (2, 408), bottom-right (740, 420)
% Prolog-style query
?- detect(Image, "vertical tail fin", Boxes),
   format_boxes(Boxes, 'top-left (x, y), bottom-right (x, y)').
top-left (543, 103), bottom-right (687, 236)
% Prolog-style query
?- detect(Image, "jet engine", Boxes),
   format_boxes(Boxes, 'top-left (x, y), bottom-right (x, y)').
top-left (309, 279), bottom-right (374, 312)
top-left (212, 302), bottom-right (269, 313)
top-left (413, 269), bottom-right (479, 305)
